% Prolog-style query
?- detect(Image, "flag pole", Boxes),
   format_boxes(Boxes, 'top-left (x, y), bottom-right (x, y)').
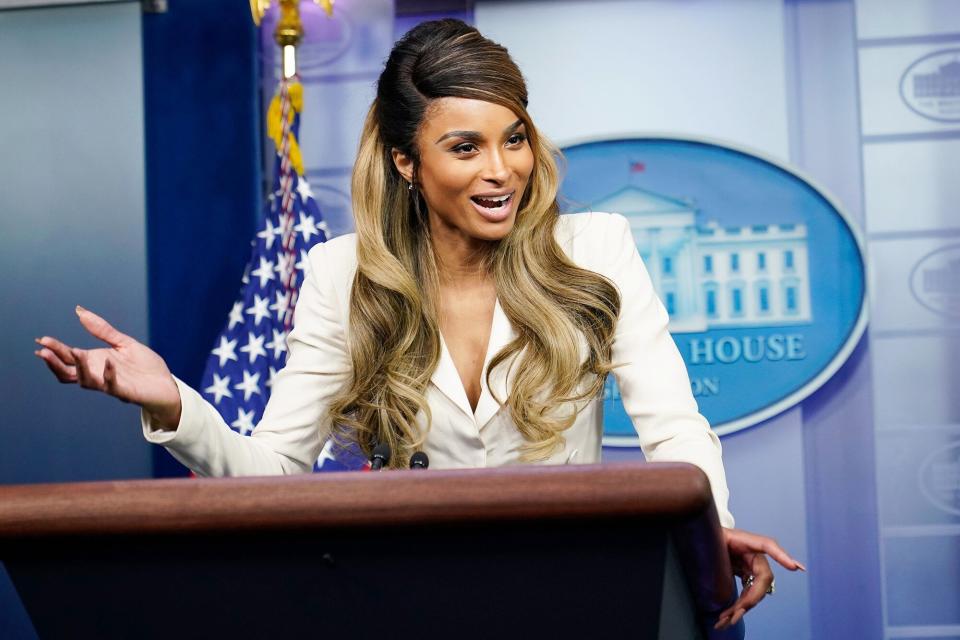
top-left (249, 0), bottom-right (336, 78)
top-left (275, 0), bottom-right (303, 328)
top-left (274, 0), bottom-right (302, 79)
top-left (198, 0), bottom-right (342, 466)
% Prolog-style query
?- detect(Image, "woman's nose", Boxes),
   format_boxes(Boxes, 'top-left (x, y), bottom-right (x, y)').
top-left (481, 149), bottom-right (510, 183)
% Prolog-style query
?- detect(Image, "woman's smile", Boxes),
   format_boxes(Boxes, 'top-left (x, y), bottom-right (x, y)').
top-left (469, 190), bottom-right (515, 222)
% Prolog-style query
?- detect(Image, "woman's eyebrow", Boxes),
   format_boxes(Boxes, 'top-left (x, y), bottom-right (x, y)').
top-left (434, 119), bottom-right (523, 144)
top-left (435, 130), bottom-right (481, 144)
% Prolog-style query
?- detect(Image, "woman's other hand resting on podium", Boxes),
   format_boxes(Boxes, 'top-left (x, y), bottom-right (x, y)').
top-left (714, 527), bottom-right (807, 630)
top-left (34, 305), bottom-right (182, 431)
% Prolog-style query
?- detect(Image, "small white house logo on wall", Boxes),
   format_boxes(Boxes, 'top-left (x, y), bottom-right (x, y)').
top-left (900, 48), bottom-right (960, 123)
top-left (910, 244), bottom-right (960, 319)
top-left (919, 440), bottom-right (960, 517)
top-left (559, 136), bottom-right (867, 443)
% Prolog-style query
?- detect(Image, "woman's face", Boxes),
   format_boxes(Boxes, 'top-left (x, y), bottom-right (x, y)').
top-left (394, 97), bottom-right (535, 244)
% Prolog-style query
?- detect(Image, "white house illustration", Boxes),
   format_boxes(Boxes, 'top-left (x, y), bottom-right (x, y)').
top-left (914, 58), bottom-right (960, 99)
top-left (586, 185), bottom-right (812, 333)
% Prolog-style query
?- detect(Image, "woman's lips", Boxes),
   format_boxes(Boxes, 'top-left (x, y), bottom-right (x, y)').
top-left (469, 192), bottom-right (514, 222)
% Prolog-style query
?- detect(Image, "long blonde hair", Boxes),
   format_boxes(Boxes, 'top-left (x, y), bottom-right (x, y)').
top-left (328, 19), bottom-right (621, 467)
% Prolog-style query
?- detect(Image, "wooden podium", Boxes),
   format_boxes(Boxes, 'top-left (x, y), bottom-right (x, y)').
top-left (0, 462), bottom-right (737, 639)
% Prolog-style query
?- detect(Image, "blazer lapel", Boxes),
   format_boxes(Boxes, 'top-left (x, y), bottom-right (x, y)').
top-left (430, 336), bottom-right (475, 421)
top-left (429, 298), bottom-right (518, 428)
top-left (474, 299), bottom-right (517, 429)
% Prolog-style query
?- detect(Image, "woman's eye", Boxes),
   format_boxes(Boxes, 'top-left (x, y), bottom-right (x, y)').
top-left (508, 133), bottom-right (527, 146)
top-left (452, 143), bottom-right (477, 154)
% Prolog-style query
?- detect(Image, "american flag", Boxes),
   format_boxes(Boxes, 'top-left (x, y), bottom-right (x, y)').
top-left (199, 77), bottom-right (364, 472)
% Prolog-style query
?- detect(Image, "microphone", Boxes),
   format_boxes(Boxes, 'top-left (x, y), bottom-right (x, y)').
top-left (370, 443), bottom-right (391, 471)
top-left (409, 451), bottom-right (429, 470)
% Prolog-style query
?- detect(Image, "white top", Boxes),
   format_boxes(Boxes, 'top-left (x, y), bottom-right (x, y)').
top-left (143, 212), bottom-right (734, 527)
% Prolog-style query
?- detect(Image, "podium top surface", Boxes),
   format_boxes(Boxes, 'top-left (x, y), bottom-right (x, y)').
top-left (0, 462), bottom-right (713, 539)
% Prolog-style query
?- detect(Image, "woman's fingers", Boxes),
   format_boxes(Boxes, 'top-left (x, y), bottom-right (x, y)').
top-left (716, 555), bottom-right (775, 629)
top-left (75, 306), bottom-right (131, 349)
top-left (725, 528), bottom-right (807, 572)
top-left (101, 356), bottom-right (130, 402)
top-left (71, 348), bottom-right (106, 392)
top-left (758, 536), bottom-right (807, 572)
top-left (34, 346), bottom-right (78, 383)
top-left (35, 336), bottom-right (76, 366)
top-left (717, 528), bottom-right (799, 630)
top-left (71, 348), bottom-right (91, 388)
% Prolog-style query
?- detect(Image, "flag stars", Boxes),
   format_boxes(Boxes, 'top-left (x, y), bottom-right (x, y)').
top-left (294, 212), bottom-right (321, 243)
top-left (270, 291), bottom-right (290, 322)
top-left (266, 328), bottom-right (288, 360)
top-left (296, 176), bottom-right (315, 202)
top-left (228, 301), bottom-right (244, 330)
top-left (316, 439), bottom-right (337, 468)
top-left (278, 213), bottom-right (292, 233)
top-left (202, 148), bottom-right (332, 444)
top-left (246, 294), bottom-right (272, 326)
top-left (275, 252), bottom-right (294, 283)
top-left (204, 373), bottom-right (233, 404)
top-left (257, 218), bottom-right (281, 250)
top-left (251, 256), bottom-right (276, 289)
top-left (267, 366), bottom-right (279, 389)
top-left (296, 249), bottom-right (310, 273)
top-left (239, 331), bottom-right (267, 364)
top-left (231, 407), bottom-right (256, 436)
top-left (210, 337), bottom-right (238, 368)
top-left (234, 370), bottom-right (262, 402)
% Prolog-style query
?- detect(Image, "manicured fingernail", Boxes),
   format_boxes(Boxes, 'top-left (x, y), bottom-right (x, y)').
top-left (797, 562), bottom-right (807, 572)
top-left (76, 305), bottom-right (87, 315)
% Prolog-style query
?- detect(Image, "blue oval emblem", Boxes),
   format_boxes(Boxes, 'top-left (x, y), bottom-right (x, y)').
top-left (899, 48), bottom-right (960, 123)
top-left (910, 244), bottom-right (960, 319)
top-left (559, 137), bottom-right (868, 442)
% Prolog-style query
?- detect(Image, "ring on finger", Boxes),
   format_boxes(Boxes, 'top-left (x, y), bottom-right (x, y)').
top-left (766, 579), bottom-right (775, 595)
top-left (743, 575), bottom-right (755, 589)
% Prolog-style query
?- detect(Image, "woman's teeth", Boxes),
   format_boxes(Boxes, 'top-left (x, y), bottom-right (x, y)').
top-left (472, 193), bottom-right (512, 209)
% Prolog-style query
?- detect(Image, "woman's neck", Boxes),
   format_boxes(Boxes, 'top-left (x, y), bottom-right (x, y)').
top-left (430, 216), bottom-right (494, 288)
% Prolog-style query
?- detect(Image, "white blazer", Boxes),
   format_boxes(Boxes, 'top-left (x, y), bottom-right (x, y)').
top-left (143, 212), bottom-right (734, 527)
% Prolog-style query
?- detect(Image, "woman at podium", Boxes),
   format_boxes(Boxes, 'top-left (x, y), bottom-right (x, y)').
top-left (35, 18), bottom-right (802, 630)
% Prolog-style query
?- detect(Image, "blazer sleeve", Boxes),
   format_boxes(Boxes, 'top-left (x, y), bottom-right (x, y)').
top-left (600, 213), bottom-right (735, 528)
top-left (140, 241), bottom-right (351, 477)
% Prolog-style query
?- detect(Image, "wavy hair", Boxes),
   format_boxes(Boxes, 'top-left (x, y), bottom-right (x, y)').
top-left (327, 19), bottom-right (621, 467)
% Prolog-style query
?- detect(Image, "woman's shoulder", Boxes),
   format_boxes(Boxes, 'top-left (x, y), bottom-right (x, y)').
top-left (554, 211), bottom-right (632, 271)
top-left (307, 231), bottom-right (358, 264)
top-left (304, 232), bottom-right (359, 298)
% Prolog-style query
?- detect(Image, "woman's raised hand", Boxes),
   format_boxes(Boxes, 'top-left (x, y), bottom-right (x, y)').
top-left (34, 306), bottom-right (182, 430)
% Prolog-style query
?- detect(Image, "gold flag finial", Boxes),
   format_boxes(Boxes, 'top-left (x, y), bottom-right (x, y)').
top-left (250, 1), bottom-right (334, 32)
top-left (250, 0), bottom-right (335, 76)
top-left (249, 0), bottom-right (270, 27)
top-left (274, 0), bottom-right (303, 48)
top-left (316, 0), bottom-right (334, 17)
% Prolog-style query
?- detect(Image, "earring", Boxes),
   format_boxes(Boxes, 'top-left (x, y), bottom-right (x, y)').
top-left (408, 182), bottom-right (414, 191)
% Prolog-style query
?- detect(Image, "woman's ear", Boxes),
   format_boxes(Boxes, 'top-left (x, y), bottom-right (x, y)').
top-left (391, 148), bottom-right (414, 184)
